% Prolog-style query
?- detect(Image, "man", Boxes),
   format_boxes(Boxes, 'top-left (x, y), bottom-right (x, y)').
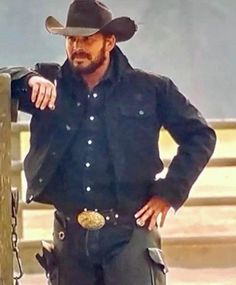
top-left (1, 0), bottom-right (216, 284)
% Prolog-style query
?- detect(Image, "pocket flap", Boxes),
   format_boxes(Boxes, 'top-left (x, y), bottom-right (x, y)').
top-left (147, 247), bottom-right (168, 273)
top-left (35, 241), bottom-right (56, 272)
top-left (120, 103), bottom-right (155, 118)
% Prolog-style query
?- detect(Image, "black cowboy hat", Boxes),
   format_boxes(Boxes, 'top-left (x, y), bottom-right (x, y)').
top-left (45, 0), bottom-right (137, 42)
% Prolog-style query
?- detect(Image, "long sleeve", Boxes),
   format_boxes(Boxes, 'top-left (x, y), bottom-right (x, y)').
top-left (0, 66), bottom-right (37, 115)
top-left (0, 67), bottom-right (34, 80)
top-left (149, 77), bottom-right (216, 210)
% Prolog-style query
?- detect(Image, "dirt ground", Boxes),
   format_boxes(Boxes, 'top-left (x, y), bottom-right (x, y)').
top-left (21, 267), bottom-right (236, 285)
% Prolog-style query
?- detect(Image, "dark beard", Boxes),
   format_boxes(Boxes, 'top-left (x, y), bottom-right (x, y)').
top-left (69, 44), bottom-right (106, 75)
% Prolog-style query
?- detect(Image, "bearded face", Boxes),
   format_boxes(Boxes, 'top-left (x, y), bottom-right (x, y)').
top-left (66, 33), bottom-right (108, 75)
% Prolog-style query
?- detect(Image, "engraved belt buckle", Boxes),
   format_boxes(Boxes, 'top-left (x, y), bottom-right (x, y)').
top-left (77, 210), bottom-right (105, 230)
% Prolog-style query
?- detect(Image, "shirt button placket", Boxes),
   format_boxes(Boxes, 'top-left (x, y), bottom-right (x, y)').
top-left (84, 92), bottom-right (99, 195)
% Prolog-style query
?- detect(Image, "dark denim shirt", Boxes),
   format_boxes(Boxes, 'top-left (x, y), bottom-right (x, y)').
top-left (1, 47), bottom-right (216, 213)
top-left (59, 60), bottom-right (117, 211)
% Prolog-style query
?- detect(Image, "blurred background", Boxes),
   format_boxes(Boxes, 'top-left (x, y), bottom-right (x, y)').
top-left (1, 0), bottom-right (236, 118)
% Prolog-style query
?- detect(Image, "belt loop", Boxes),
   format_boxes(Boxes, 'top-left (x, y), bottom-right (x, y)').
top-left (55, 210), bottom-right (68, 230)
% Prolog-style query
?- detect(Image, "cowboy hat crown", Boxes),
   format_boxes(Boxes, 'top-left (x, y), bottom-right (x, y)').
top-left (46, 0), bottom-right (137, 42)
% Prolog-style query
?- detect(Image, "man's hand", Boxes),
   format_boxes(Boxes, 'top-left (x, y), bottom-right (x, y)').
top-left (134, 196), bottom-right (171, 231)
top-left (28, 76), bottom-right (57, 110)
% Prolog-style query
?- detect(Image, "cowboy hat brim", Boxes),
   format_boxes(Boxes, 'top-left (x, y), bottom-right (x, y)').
top-left (45, 16), bottom-right (137, 42)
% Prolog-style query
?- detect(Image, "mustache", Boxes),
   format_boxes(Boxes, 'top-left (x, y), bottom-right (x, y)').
top-left (71, 51), bottom-right (92, 60)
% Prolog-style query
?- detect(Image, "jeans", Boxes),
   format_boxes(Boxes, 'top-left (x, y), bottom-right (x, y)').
top-left (43, 210), bottom-right (168, 285)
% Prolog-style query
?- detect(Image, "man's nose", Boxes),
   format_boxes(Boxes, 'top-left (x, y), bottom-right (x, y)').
top-left (72, 39), bottom-right (85, 49)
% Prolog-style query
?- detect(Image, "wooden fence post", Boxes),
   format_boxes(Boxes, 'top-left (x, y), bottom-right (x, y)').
top-left (0, 74), bottom-right (13, 285)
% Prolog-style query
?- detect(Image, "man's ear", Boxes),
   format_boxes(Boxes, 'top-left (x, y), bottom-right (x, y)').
top-left (105, 34), bottom-right (116, 52)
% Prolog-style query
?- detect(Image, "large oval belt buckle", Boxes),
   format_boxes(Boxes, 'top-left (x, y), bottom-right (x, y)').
top-left (77, 211), bottom-right (105, 230)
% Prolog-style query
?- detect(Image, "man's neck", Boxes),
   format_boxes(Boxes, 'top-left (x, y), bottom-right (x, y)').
top-left (81, 56), bottom-right (111, 91)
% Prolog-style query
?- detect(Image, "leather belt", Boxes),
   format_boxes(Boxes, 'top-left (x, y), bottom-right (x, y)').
top-left (58, 208), bottom-right (135, 230)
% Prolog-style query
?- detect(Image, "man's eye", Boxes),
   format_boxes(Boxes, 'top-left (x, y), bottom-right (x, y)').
top-left (68, 36), bottom-right (75, 42)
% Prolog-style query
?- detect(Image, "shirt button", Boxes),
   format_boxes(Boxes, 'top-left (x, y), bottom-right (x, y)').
top-left (93, 93), bottom-right (98, 98)
top-left (88, 140), bottom-right (93, 145)
top-left (139, 110), bottom-right (145, 116)
top-left (85, 162), bottom-right (91, 168)
top-left (39, 178), bottom-right (44, 183)
top-left (86, 186), bottom-right (91, 192)
top-left (66, 124), bottom-right (71, 131)
top-left (28, 195), bottom-right (34, 202)
top-left (89, 116), bottom-right (95, 121)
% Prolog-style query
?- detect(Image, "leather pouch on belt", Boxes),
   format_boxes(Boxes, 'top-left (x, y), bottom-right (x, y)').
top-left (35, 241), bottom-right (58, 284)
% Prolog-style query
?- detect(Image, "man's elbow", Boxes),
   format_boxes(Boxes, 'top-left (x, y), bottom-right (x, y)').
top-left (202, 126), bottom-right (217, 159)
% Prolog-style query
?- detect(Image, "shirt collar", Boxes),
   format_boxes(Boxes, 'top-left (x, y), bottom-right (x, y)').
top-left (61, 46), bottom-right (133, 86)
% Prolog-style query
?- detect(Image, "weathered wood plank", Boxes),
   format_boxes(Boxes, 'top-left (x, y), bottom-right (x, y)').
top-left (18, 195), bottom-right (236, 212)
top-left (10, 119), bottom-right (236, 134)
top-left (0, 74), bottom-right (13, 285)
top-left (184, 196), bottom-right (236, 207)
top-left (11, 156), bottom-right (236, 175)
top-left (208, 119), bottom-right (236, 129)
top-left (18, 235), bottom-right (236, 273)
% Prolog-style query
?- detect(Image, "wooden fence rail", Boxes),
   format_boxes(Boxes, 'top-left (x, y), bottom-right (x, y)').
top-left (0, 74), bottom-right (13, 285)
top-left (10, 119), bottom-right (236, 132)
top-left (10, 157), bottom-right (236, 173)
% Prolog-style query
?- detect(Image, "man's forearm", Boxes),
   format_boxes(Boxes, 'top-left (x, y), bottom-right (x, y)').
top-left (0, 67), bottom-right (56, 113)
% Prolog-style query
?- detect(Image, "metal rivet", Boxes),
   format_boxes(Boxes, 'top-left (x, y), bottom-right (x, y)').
top-left (77, 102), bottom-right (81, 107)
top-left (52, 152), bottom-right (56, 156)
top-left (106, 216), bottom-right (110, 221)
top-left (93, 93), bottom-right (98, 98)
top-left (58, 231), bottom-right (65, 240)
top-left (84, 208), bottom-right (88, 211)
top-left (115, 214), bottom-right (119, 219)
top-left (89, 116), bottom-right (95, 121)
top-left (139, 110), bottom-right (145, 116)
top-left (88, 140), bottom-right (93, 145)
